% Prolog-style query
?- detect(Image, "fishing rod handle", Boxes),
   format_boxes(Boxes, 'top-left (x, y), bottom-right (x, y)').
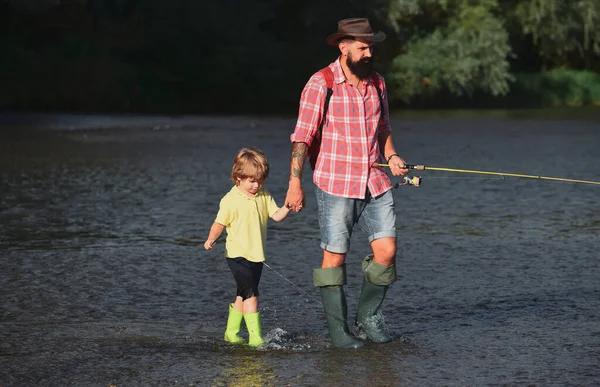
top-left (372, 162), bottom-right (425, 170)
top-left (404, 164), bottom-right (425, 170)
top-left (372, 163), bottom-right (425, 171)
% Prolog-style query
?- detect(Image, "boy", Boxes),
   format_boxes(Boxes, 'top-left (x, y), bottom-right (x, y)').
top-left (205, 147), bottom-right (291, 347)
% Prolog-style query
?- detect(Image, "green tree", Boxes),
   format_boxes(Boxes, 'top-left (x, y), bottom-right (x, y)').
top-left (378, 0), bottom-right (513, 103)
top-left (510, 0), bottom-right (600, 69)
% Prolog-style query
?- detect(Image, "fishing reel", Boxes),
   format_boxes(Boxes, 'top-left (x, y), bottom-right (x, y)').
top-left (371, 162), bottom-right (422, 188)
top-left (394, 175), bottom-right (421, 188)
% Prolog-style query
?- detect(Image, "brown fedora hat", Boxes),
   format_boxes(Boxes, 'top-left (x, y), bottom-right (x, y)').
top-left (326, 18), bottom-right (386, 46)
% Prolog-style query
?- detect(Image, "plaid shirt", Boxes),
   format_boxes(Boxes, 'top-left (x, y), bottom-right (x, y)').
top-left (290, 58), bottom-right (393, 199)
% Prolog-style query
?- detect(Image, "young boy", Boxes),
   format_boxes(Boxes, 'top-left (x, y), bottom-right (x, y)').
top-left (204, 147), bottom-right (291, 347)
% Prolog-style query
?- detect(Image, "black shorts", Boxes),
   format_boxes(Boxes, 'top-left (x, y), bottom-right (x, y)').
top-left (226, 257), bottom-right (263, 300)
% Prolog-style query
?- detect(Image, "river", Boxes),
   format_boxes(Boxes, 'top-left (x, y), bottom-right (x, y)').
top-left (1, 112), bottom-right (599, 386)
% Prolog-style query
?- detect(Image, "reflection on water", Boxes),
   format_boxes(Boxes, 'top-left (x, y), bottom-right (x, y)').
top-left (1, 113), bottom-right (599, 386)
top-left (214, 355), bottom-right (275, 387)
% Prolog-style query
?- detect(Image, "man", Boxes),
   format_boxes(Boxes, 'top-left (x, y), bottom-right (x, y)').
top-left (285, 18), bottom-right (409, 349)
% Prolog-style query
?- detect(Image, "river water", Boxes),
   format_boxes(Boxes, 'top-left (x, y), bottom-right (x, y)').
top-left (1, 113), bottom-right (599, 386)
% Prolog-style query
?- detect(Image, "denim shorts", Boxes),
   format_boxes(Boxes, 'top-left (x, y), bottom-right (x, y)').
top-left (315, 187), bottom-right (397, 254)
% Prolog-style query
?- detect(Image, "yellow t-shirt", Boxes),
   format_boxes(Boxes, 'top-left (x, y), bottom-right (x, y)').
top-left (215, 186), bottom-right (280, 262)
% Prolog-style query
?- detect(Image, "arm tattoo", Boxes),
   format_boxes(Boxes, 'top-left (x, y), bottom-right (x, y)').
top-left (291, 142), bottom-right (307, 179)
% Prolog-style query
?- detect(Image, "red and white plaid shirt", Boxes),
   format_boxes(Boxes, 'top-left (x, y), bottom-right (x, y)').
top-left (290, 58), bottom-right (393, 199)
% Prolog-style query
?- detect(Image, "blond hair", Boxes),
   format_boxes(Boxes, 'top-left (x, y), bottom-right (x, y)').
top-left (231, 147), bottom-right (270, 184)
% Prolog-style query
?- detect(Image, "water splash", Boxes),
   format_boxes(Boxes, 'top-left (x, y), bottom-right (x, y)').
top-left (262, 328), bottom-right (313, 351)
top-left (354, 311), bottom-right (389, 340)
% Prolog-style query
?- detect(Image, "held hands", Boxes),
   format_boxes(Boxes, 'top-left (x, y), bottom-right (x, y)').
top-left (284, 183), bottom-right (305, 212)
top-left (388, 154), bottom-right (410, 177)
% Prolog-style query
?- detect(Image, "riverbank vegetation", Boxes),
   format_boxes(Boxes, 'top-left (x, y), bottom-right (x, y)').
top-left (1, 0), bottom-right (599, 114)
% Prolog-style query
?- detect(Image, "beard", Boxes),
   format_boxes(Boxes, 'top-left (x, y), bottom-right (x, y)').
top-left (346, 52), bottom-right (374, 80)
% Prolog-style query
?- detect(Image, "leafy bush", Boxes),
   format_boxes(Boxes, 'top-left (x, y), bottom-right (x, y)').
top-left (385, 0), bottom-right (513, 103)
top-left (511, 69), bottom-right (600, 107)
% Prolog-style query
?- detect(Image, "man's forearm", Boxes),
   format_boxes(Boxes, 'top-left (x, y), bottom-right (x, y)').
top-left (290, 142), bottom-right (308, 182)
top-left (378, 132), bottom-right (397, 160)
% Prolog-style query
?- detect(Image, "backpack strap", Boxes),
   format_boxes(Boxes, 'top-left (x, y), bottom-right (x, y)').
top-left (308, 66), bottom-right (334, 170)
top-left (370, 72), bottom-right (385, 124)
top-left (317, 66), bottom-right (334, 137)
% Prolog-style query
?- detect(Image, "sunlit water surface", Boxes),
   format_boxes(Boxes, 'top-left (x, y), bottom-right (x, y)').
top-left (1, 113), bottom-right (599, 386)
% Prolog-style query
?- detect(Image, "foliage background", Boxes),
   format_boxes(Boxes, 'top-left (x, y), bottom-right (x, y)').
top-left (1, 0), bottom-right (600, 114)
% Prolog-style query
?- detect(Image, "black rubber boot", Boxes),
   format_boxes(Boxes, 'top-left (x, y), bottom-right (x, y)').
top-left (320, 286), bottom-right (364, 349)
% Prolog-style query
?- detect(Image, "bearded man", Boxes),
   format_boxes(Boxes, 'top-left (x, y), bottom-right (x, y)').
top-left (285, 18), bottom-right (410, 348)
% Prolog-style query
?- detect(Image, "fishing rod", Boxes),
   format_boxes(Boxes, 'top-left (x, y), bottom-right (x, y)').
top-left (374, 163), bottom-right (600, 186)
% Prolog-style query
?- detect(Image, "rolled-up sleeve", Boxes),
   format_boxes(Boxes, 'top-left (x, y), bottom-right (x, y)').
top-left (290, 74), bottom-right (326, 146)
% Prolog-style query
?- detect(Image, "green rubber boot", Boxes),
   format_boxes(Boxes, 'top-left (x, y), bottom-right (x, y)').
top-left (314, 265), bottom-right (364, 349)
top-left (244, 312), bottom-right (265, 347)
top-left (355, 254), bottom-right (396, 343)
top-left (224, 304), bottom-right (245, 344)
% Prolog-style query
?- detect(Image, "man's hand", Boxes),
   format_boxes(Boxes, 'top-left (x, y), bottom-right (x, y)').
top-left (388, 155), bottom-right (409, 176)
top-left (285, 182), bottom-right (305, 212)
top-left (286, 142), bottom-right (307, 212)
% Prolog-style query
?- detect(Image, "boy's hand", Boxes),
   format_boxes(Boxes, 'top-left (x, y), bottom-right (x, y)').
top-left (204, 239), bottom-right (216, 250)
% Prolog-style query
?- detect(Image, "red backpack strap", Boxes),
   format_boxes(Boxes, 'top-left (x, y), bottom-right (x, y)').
top-left (309, 66), bottom-right (334, 170)
top-left (317, 66), bottom-right (334, 132)
top-left (320, 66), bottom-right (334, 89)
